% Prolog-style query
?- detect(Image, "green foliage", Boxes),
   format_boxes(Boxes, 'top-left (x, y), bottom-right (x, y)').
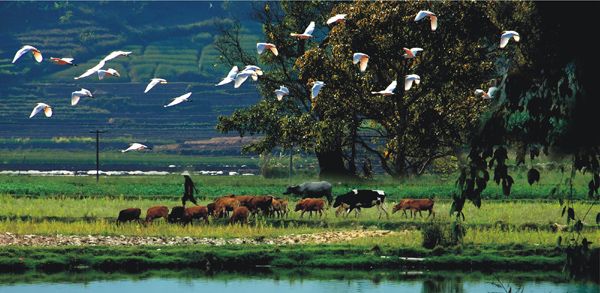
top-left (422, 220), bottom-right (465, 249)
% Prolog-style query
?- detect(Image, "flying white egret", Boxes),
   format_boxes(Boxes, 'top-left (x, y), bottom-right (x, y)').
top-left (50, 57), bottom-right (77, 66)
top-left (310, 81), bottom-right (325, 99)
top-left (415, 10), bottom-right (437, 31)
top-left (371, 80), bottom-right (397, 95)
top-left (97, 68), bottom-right (120, 80)
top-left (29, 103), bottom-right (52, 118)
top-left (290, 21), bottom-right (315, 39)
top-left (74, 60), bottom-right (106, 80)
top-left (327, 14), bottom-right (347, 25)
top-left (144, 78), bottom-right (167, 93)
top-left (102, 51), bottom-right (132, 62)
top-left (71, 88), bottom-right (94, 106)
top-left (475, 87), bottom-right (498, 99)
top-left (274, 86), bottom-right (289, 101)
top-left (404, 74), bottom-right (421, 90)
top-left (164, 92), bottom-right (192, 107)
top-left (353, 53), bottom-right (370, 72)
top-left (235, 66), bottom-right (262, 88)
top-left (257, 43), bottom-right (278, 56)
top-left (403, 48), bottom-right (423, 59)
top-left (12, 45), bottom-right (43, 63)
top-left (216, 66), bottom-right (239, 86)
top-left (500, 31), bottom-right (520, 48)
top-left (122, 143), bottom-right (152, 153)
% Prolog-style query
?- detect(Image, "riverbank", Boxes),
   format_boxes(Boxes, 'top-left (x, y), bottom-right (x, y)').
top-left (2, 231), bottom-right (597, 280)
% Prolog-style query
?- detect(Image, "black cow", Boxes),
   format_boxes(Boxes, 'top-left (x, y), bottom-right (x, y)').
top-left (283, 181), bottom-right (333, 205)
top-left (333, 190), bottom-right (389, 219)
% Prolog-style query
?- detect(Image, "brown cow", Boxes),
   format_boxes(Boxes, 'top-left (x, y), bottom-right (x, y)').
top-left (214, 197), bottom-right (241, 218)
top-left (230, 206), bottom-right (250, 226)
top-left (392, 199), bottom-right (415, 218)
top-left (248, 195), bottom-right (274, 216)
top-left (168, 206), bottom-right (185, 223)
top-left (116, 208), bottom-right (141, 226)
top-left (143, 206), bottom-right (169, 226)
top-left (404, 199), bottom-right (435, 219)
top-left (183, 206), bottom-right (210, 225)
top-left (295, 198), bottom-right (327, 219)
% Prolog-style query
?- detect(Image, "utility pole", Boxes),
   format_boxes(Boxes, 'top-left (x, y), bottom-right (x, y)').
top-left (90, 130), bottom-right (107, 182)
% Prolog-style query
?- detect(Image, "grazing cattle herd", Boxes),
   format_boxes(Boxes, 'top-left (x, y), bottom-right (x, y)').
top-left (116, 181), bottom-right (436, 226)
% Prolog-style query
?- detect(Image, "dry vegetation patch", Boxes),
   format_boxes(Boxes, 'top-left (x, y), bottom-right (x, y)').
top-left (0, 230), bottom-right (403, 247)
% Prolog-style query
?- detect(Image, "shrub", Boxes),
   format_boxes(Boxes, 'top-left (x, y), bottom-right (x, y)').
top-left (422, 220), bottom-right (465, 249)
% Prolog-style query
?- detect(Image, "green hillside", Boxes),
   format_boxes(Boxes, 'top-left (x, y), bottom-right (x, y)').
top-left (0, 1), bottom-right (264, 144)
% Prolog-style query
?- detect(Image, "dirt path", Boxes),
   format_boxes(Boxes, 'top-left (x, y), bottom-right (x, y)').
top-left (0, 230), bottom-right (407, 247)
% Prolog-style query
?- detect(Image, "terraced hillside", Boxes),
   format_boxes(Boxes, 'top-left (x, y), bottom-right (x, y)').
top-left (0, 1), bottom-right (264, 144)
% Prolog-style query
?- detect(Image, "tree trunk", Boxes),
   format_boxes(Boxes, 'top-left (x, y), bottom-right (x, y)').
top-left (315, 147), bottom-right (356, 182)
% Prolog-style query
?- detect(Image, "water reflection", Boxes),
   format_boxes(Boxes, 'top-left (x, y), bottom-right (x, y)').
top-left (0, 269), bottom-right (597, 293)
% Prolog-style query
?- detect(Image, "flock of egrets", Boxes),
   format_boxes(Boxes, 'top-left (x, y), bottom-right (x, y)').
top-left (11, 8), bottom-right (519, 153)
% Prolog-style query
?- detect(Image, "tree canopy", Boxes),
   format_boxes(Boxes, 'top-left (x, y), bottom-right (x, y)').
top-left (214, 1), bottom-right (595, 183)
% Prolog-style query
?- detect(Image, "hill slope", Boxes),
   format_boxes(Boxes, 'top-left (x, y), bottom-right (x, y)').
top-left (0, 1), bottom-right (264, 145)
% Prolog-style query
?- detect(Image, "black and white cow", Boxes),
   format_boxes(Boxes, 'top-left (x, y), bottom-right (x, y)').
top-left (333, 190), bottom-right (389, 219)
top-left (283, 181), bottom-right (333, 205)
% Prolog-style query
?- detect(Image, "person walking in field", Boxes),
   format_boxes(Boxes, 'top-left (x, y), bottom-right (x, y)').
top-left (181, 171), bottom-right (199, 207)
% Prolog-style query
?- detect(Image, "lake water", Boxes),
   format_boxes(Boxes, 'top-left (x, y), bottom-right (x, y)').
top-left (0, 269), bottom-right (597, 293)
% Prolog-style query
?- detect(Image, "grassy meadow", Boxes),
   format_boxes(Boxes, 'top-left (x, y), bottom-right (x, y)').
top-left (0, 169), bottom-right (597, 274)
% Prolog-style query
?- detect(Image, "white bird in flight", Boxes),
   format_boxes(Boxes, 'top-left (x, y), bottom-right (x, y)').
top-left (310, 81), bottom-right (325, 99)
top-left (71, 88), bottom-right (94, 106)
top-left (102, 51), bottom-right (132, 62)
top-left (164, 92), bottom-right (192, 107)
top-left (405, 74), bottom-right (421, 90)
top-left (475, 87), bottom-right (498, 99)
top-left (122, 143), bottom-right (152, 153)
top-left (216, 66), bottom-right (239, 86)
top-left (51, 57), bottom-right (77, 66)
top-left (371, 80), bottom-right (397, 96)
top-left (144, 78), bottom-right (167, 93)
top-left (403, 48), bottom-right (423, 59)
top-left (290, 21), bottom-right (315, 39)
top-left (327, 14), bottom-right (347, 25)
top-left (415, 10), bottom-right (437, 31)
top-left (257, 43), bottom-right (278, 56)
top-left (12, 45), bottom-right (43, 63)
top-left (235, 66), bottom-right (263, 88)
top-left (274, 86), bottom-right (289, 101)
top-left (29, 103), bottom-right (52, 118)
top-left (353, 53), bottom-right (370, 72)
top-left (97, 68), bottom-right (120, 80)
top-left (500, 31), bottom-right (520, 48)
top-left (74, 60), bottom-right (106, 80)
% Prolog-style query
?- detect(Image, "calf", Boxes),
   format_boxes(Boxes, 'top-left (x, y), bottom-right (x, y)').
top-left (183, 206), bottom-right (210, 225)
top-left (207, 202), bottom-right (216, 217)
top-left (271, 198), bottom-right (289, 218)
top-left (230, 206), bottom-right (250, 226)
top-left (143, 206), bottom-right (169, 226)
top-left (116, 208), bottom-right (141, 226)
top-left (333, 190), bottom-right (389, 219)
top-left (335, 203), bottom-right (360, 218)
top-left (168, 206), bottom-right (185, 223)
top-left (392, 199), bottom-right (415, 218)
top-left (406, 199), bottom-right (435, 219)
top-left (283, 181), bottom-right (333, 205)
top-left (295, 198), bottom-right (327, 219)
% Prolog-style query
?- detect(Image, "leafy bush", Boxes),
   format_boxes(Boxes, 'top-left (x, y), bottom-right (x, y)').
top-left (422, 220), bottom-right (466, 249)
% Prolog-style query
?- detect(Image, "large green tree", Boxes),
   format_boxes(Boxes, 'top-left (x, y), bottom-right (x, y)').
top-left (214, 1), bottom-right (540, 180)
